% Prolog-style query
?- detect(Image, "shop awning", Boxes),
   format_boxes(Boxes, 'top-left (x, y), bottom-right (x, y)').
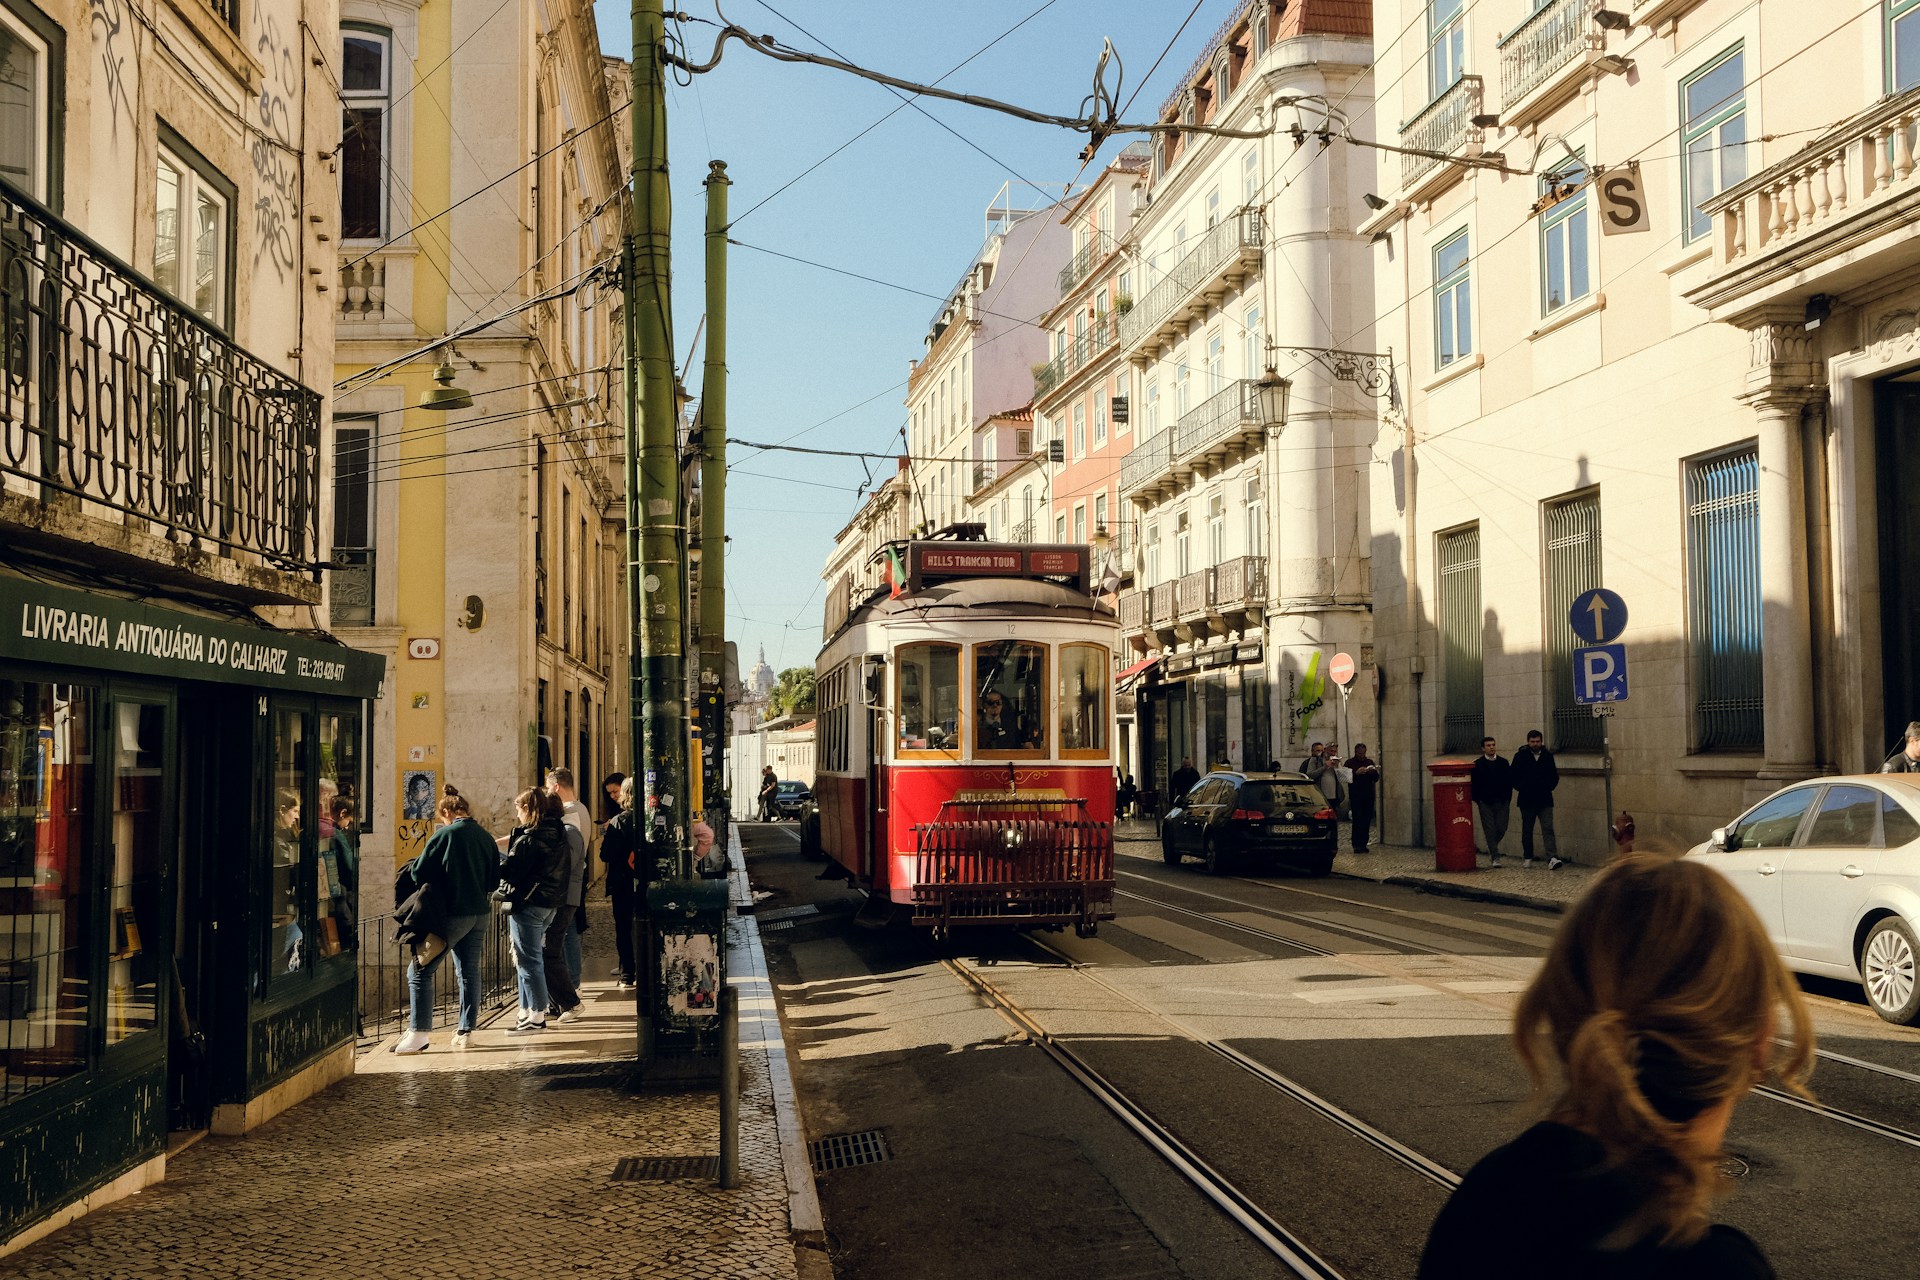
top-left (1115, 655), bottom-right (1161, 689)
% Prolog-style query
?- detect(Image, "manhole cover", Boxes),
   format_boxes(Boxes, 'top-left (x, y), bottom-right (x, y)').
top-left (1718, 1155), bottom-right (1751, 1179)
top-left (809, 1129), bottom-right (893, 1174)
top-left (611, 1155), bottom-right (718, 1182)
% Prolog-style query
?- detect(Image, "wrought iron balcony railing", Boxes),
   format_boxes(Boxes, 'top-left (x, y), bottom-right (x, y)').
top-left (1011, 517), bottom-right (1035, 543)
top-left (1118, 210), bottom-right (1264, 353)
top-left (1400, 75), bottom-right (1484, 190)
top-left (1173, 379), bottom-right (1265, 462)
top-left (1118, 588), bottom-right (1145, 632)
top-left (1034, 312), bottom-right (1118, 397)
top-left (0, 180), bottom-right (321, 574)
top-left (1057, 234), bottom-right (1110, 297)
top-left (1120, 428), bottom-right (1172, 494)
top-left (1212, 555), bottom-right (1266, 612)
top-left (1499, 0), bottom-right (1596, 106)
top-left (329, 548), bottom-right (374, 626)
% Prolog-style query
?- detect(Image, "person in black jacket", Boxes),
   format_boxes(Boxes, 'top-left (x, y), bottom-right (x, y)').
top-left (1469, 736), bottom-right (1513, 867)
top-left (498, 788), bottom-right (571, 1035)
top-left (1169, 757), bottom-right (1201, 802)
top-left (1511, 729), bottom-right (1563, 869)
top-left (1419, 854), bottom-right (1815, 1279)
top-left (600, 776), bottom-right (642, 989)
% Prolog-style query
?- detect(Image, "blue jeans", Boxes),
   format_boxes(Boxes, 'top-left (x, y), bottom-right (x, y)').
top-left (563, 911), bottom-right (583, 986)
top-left (408, 913), bottom-right (488, 1032)
top-left (509, 905), bottom-right (556, 1014)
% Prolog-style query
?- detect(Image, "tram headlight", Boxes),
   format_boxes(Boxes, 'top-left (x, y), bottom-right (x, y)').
top-left (1002, 824), bottom-right (1024, 851)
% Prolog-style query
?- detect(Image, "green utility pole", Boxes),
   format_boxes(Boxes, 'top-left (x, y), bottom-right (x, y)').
top-left (629, 0), bottom-right (724, 1069)
top-left (699, 162), bottom-right (730, 841)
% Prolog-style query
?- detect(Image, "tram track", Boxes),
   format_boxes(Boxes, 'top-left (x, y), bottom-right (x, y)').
top-left (942, 956), bottom-right (1351, 1279)
top-left (1110, 868), bottom-right (1920, 1156)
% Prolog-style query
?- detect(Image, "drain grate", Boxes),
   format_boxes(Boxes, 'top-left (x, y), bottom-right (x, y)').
top-left (809, 1129), bottom-right (893, 1174)
top-left (759, 903), bottom-right (822, 923)
top-left (611, 1155), bottom-right (718, 1182)
top-left (761, 919), bottom-right (795, 931)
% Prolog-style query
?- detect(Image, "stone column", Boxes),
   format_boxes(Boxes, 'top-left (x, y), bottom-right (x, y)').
top-left (1738, 314), bottom-right (1820, 776)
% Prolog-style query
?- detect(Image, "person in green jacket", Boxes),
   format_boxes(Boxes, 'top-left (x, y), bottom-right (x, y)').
top-left (392, 785), bottom-right (498, 1054)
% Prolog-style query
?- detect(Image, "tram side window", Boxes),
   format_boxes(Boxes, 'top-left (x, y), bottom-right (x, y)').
top-left (974, 640), bottom-right (1047, 756)
top-left (897, 644), bottom-right (961, 755)
top-left (1058, 644), bottom-right (1110, 757)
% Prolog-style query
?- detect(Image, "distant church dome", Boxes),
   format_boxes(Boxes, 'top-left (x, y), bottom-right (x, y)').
top-left (749, 645), bottom-right (776, 698)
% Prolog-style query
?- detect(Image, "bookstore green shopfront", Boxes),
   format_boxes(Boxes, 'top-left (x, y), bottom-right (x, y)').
top-left (0, 574), bottom-right (386, 1248)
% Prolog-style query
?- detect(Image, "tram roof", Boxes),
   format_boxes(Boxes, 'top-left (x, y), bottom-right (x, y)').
top-left (825, 576), bottom-right (1115, 650)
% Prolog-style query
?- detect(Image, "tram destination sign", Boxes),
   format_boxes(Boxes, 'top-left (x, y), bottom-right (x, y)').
top-left (0, 575), bottom-right (386, 699)
top-left (908, 542), bottom-right (1090, 593)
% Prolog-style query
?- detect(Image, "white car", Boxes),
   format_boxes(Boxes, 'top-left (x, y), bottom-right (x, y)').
top-left (1689, 775), bottom-right (1920, 1024)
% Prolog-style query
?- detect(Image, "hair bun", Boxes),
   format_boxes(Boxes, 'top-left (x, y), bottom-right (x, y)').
top-left (442, 784), bottom-right (461, 798)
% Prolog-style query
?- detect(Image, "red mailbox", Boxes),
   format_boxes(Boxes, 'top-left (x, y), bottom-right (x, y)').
top-left (1428, 758), bottom-right (1478, 873)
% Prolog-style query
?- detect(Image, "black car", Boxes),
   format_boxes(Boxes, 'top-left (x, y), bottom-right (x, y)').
top-left (774, 779), bottom-right (813, 820)
top-left (1160, 771), bottom-right (1338, 876)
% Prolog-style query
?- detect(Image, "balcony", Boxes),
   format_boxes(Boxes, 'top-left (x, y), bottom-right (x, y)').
top-left (1033, 312), bottom-right (1118, 398)
top-left (0, 181), bottom-right (322, 603)
top-left (1688, 85), bottom-right (1920, 318)
top-left (1118, 210), bottom-right (1264, 357)
top-left (1118, 587), bottom-right (1145, 643)
top-left (1149, 581), bottom-right (1175, 629)
top-left (1057, 235), bottom-right (1110, 298)
top-left (1172, 379), bottom-right (1266, 470)
top-left (1498, 0), bottom-right (1596, 112)
top-left (1211, 555), bottom-right (1266, 616)
top-left (1011, 517), bottom-right (1035, 543)
top-left (1175, 569), bottom-right (1209, 620)
top-left (1120, 428), bottom-right (1172, 497)
top-left (1400, 75), bottom-right (1484, 193)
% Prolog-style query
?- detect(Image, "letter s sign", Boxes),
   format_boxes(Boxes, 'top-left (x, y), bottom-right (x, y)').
top-left (1600, 165), bottom-right (1649, 235)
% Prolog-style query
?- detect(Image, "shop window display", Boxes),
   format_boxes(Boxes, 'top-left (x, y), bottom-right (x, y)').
top-left (106, 702), bottom-right (164, 1045)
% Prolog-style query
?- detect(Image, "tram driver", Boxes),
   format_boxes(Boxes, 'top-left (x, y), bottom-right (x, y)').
top-left (976, 689), bottom-right (1037, 750)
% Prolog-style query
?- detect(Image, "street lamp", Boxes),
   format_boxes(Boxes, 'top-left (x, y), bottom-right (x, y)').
top-left (1256, 373), bottom-right (1291, 426)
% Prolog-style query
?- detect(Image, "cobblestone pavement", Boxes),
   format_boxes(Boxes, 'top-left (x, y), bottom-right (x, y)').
top-left (1113, 819), bottom-right (1597, 912)
top-left (2, 845), bottom-right (819, 1280)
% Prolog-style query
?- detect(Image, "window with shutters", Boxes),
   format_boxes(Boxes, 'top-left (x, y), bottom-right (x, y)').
top-left (1545, 492), bottom-right (1603, 750)
top-left (1687, 448), bottom-right (1762, 751)
top-left (1439, 525), bottom-right (1483, 752)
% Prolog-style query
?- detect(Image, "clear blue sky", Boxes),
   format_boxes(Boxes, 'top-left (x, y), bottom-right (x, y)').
top-left (590, 1), bottom-right (1229, 679)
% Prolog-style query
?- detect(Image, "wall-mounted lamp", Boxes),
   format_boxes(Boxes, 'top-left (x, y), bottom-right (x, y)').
top-left (1804, 294), bottom-right (1832, 332)
top-left (1592, 9), bottom-right (1632, 30)
top-left (1256, 373), bottom-right (1291, 426)
top-left (1594, 54), bottom-right (1634, 77)
top-left (1363, 192), bottom-right (1390, 211)
top-left (1470, 112), bottom-right (1502, 129)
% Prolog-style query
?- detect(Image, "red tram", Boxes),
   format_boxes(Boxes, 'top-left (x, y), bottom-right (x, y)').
top-left (812, 538), bottom-right (1117, 938)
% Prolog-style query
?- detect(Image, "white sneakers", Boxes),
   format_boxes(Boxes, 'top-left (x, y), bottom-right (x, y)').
top-left (507, 1016), bottom-right (546, 1036)
top-left (450, 1031), bottom-right (471, 1050)
top-left (391, 1030), bottom-right (430, 1054)
top-left (556, 1007), bottom-right (582, 1025)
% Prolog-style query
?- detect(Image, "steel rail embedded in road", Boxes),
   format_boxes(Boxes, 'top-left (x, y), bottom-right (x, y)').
top-left (941, 958), bottom-right (1347, 1280)
top-left (1814, 1046), bottom-right (1920, 1086)
top-left (1027, 935), bottom-right (1462, 1192)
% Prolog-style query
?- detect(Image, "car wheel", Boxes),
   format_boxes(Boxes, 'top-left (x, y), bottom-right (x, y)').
top-left (1308, 853), bottom-right (1334, 878)
top-left (1161, 830), bottom-right (1181, 866)
top-left (1203, 837), bottom-right (1227, 876)
top-left (1862, 917), bottom-right (1920, 1025)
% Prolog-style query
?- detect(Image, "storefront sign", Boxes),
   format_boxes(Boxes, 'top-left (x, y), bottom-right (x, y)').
top-left (0, 575), bottom-right (385, 698)
top-left (1199, 648), bottom-right (1234, 669)
top-left (1234, 642), bottom-right (1264, 664)
top-left (908, 542), bottom-right (1091, 593)
top-left (1165, 655), bottom-right (1198, 676)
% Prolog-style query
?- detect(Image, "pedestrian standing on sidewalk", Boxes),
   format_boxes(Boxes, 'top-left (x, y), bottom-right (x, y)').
top-left (498, 789), bottom-right (571, 1035)
top-left (1471, 737), bottom-right (1513, 868)
top-left (1512, 730), bottom-right (1564, 870)
top-left (540, 793), bottom-right (588, 1024)
top-left (1882, 722), bottom-right (1920, 773)
top-left (600, 776), bottom-right (641, 989)
top-left (1298, 742), bottom-right (1325, 776)
top-left (1419, 854), bottom-right (1814, 1278)
top-left (392, 786), bottom-right (497, 1054)
top-left (600, 771), bottom-right (626, 819)
top-left (1319, 741), bottom-right (1349, 816)
top-left (1345, 745), bottom-right (1381, 853)
top-left (546, 768), bottom-right (593, 985)
top-left (757, 765), bottom-right (779, 822)
top-left (1170, 756), bottom-right (1201, 802)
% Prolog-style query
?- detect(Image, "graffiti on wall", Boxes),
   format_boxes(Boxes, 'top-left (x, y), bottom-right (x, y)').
top-left (250, 2), bottom-right (298, 279)
top-left (88, 0), bottom-right (135, 131)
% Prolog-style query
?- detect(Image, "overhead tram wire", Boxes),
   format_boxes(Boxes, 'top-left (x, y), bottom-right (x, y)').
top-left (727, 0), bottom-right (1070, 228)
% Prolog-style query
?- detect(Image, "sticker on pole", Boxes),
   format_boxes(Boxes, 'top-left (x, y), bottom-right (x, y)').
top-left (1573, 644), bottom-right (1628, 704)
top-left (1569, 588), bottom-right (1627, 645)
top-left (1329, 652), bottom-right (1355, 687)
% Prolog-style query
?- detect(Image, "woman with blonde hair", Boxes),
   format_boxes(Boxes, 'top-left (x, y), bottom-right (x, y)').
top-left (1420, 853), bottom-right (1814, 1278)
top-left (391, 786), bottom-right (497, 1053)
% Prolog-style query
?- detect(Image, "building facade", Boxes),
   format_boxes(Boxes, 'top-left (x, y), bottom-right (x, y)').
top-left (0, 0), bottom-right (395, 1251)
top-left (1366, 0), bottom-right (1920, 853)
top-left (331, 1), bottom-right (630, 890)
top-left (1118, 0), bottom-right (1376, 799)
top-left (905, 187), bottom-right (1070, 536)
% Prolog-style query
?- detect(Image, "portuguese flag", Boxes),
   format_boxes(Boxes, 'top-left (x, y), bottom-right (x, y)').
top-left (882, 546), bottom-right (907, 598)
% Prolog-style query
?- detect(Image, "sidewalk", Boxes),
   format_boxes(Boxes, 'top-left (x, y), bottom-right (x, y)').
top-left (1114, 818), bottom-right (1599, 914)
top-left (0, 827), bottom-right (828, 1280)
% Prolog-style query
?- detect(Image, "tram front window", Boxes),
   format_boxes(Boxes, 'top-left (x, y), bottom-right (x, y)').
top-left (897, 643), bottom-right (961, 755)
top-left (975, 640), bottom-right (1046, 755)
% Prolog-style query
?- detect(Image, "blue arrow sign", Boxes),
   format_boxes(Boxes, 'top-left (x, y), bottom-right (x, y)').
top-left (1573, 644), bottom-right (1629, 704)
top-left (1569, 587), bottom-right (1628, 645)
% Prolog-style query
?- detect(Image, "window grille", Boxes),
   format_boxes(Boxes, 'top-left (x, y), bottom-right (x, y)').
top-left (1687, 449), bottom-right (1762, 750)
top-left (1439, 526), bottom-right (1483, 752)
top-left (1545, 493), bottom-right (1603, 751)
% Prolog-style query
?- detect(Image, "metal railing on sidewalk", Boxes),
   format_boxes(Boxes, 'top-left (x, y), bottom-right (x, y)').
top-left (356, 910), bottom-right (519, 1045)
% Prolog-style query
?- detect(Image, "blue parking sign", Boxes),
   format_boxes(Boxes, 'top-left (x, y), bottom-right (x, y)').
top-left (1573, 644), bottom-right (1628, 704)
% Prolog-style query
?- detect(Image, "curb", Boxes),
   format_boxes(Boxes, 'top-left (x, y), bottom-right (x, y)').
top-left (725, 824), bottom-right (828, 1253)
top-left (1373, 873), bottom-right (1569, 916)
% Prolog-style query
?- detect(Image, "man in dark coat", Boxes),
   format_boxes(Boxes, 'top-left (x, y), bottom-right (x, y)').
top-left (1169, 756), bottom-right (1201, 802)
top-left (1883, 721), bottom-right (1920, 773)
top-left (1470, 736), bottom-right (1513, 867)
top-left (1345, 745), bottom-right (1381, 853)
top-left (1510, 729), bottom-right (1563, 869)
